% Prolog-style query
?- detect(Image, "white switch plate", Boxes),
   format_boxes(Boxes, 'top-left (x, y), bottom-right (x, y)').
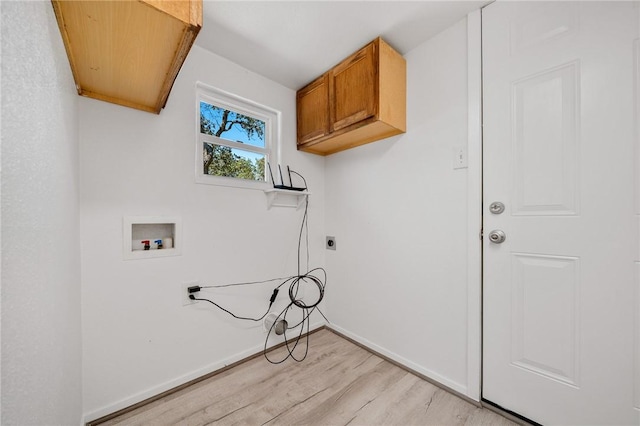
top-left (453, 146), bottom-right (468, 169)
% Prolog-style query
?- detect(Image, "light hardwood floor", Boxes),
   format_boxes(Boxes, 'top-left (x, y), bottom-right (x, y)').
top-left (98, 329), bottom-right (517, 426)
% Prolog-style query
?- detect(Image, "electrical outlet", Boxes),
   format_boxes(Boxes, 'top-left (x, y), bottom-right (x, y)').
top-left (326, 236), bottom-right (336, 250)
top-left (182, 281), bottom-right (198, 306)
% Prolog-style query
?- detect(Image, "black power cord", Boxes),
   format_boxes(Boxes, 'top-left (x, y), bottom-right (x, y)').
top-left (191, 170), bottom-right (328, 363)
top-left (188, 288), bottom-right (279, 322)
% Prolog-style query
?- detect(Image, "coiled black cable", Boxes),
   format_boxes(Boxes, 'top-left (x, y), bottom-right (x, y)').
top-left (192, 170), bottom-right (327, 363)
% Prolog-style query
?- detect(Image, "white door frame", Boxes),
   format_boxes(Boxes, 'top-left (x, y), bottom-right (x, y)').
top-left (466, 8), bottom-right (483, 402)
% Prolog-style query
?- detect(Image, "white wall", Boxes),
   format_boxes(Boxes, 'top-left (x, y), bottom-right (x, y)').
top-left (79, 45), bottom-right (326, 420)
top-left (0, 3), bottom-right (474, 422)
top-left (325, 18), bottom-right (473, 395)
top-left (1, 1), bottom-right (82, 424)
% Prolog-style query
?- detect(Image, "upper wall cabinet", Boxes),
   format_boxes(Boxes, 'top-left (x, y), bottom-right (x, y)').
top-left (51, 0), bottom-right (202, 114)
top-left (296, 37), bottom-right (406, 156)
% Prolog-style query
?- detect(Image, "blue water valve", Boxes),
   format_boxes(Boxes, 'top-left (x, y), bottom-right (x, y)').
top-left (154, 239), bottom-right (163, 249)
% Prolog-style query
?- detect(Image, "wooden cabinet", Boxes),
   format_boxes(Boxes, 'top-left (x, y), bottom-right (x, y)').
top-left (296, 37), bottom-right (406, 155)
top-left (51, 0), bottom-right (202, 114)
top-left (297, 74), bottom-right (330, 144)
top-left (331, 41), bottom-right (377, 133)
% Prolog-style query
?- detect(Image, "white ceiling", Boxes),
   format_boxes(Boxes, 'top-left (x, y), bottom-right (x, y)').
top-left (195, 1), bottom-right (489, 90)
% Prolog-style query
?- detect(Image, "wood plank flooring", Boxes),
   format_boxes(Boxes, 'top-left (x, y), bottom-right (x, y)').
top-left (98, 329), bottom-right (517, 426)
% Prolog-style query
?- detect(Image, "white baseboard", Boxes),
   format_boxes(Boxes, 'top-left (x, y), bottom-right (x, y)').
top-left (327, 324), bottom-right (470, 398)
top-left (83, 321), bottom-right (326, 423)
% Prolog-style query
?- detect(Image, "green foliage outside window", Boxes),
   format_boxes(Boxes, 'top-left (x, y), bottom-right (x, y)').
top-left (202, 143), bottom-right (265, 181)
top-left (200, 102), bottom-right (266, 181)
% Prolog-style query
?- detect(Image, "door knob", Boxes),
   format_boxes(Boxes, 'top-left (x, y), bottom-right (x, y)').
top-left (488, 229), bottom-right (506, 244)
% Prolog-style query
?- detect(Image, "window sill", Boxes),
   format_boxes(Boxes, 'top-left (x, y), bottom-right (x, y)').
top-left (196, 173), bottom-right (271, 191)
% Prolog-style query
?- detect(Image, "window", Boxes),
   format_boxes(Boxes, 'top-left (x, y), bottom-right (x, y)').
top-left (196, 82), bottom-right (280, 189)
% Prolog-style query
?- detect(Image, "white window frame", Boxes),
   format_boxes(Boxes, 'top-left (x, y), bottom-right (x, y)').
top-left (195, 81), bottom-right (281, 190)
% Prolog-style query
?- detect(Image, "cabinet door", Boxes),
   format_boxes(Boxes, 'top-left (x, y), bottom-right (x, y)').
top-left (331, 42), bottom-right (377, 132)
top-left (297, 74), bottom-right (330, 144)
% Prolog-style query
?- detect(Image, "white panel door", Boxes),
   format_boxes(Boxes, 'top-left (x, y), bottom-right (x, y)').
top-left (483, 2), bottom-right (640, 424)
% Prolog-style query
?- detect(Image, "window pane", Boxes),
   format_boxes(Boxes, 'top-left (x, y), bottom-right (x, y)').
top-left (203, 142), bottom-right (265, 181)
top-left (200, 101), bottom-right (265, 148)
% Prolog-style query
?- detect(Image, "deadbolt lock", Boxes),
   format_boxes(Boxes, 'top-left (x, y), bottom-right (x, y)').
top-left (489, 201), bottom-right (505, 215)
